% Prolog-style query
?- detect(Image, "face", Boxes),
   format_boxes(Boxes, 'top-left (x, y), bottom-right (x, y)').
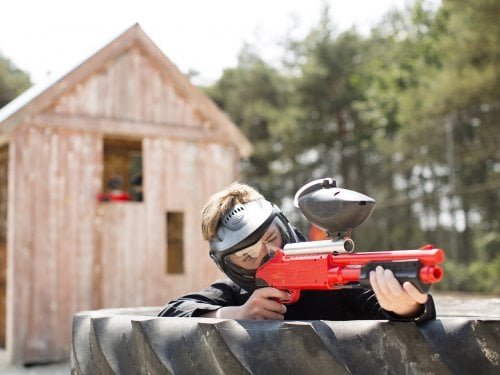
top-left (226, 222), bottom-right (283, 270)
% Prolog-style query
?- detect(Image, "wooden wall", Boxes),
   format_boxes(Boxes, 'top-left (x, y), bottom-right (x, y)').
top-left (93, 137), bottom-right (238, 307)
top-left (3, 38), bottom-right (245, 365)
top-left (8, 126), bottom-right (101, 363)
top-left (7, 126), bottom-right (238, 363)
top-left (141, 137), bottom-right (238, 294)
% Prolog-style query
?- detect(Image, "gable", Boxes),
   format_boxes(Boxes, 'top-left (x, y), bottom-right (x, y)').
top-left (0, 24), bottom-right (252, 157)
top-left (49, 46), bottom-right (205, 127)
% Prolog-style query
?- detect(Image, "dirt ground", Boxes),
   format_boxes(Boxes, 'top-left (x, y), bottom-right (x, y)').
top-left (0, 361), bottom-right (69, 374)
top-left (0, 293), bottom-right (498, 374)
top-left (434, 292), bottom-right (500, 318)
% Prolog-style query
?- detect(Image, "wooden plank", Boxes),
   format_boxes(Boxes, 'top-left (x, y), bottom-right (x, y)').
top-left (128, 48), bottom-right (141, 122)
top-left (99, 204), bottom-right (121, 307)
top-left (122, 203), bottom-right (146, 307)
top-left (165, 140), bottom-right (194, 288)
top-left (24, 129), bottom-right (41, 348)
top-left (54, 130), bottom-right (74, 353)
top-left (197, 143), bottom-right (237, 283)
top-left (95, 202), bottom-right (148, 308)
top-left (30, 113), bottom-right (225, 144)
top-left (19, 127), bottom-right (53, 362)
top-left (77, 133), bottom-right (101, 311)
top-left (0, 145), bottom-right (7, 347)
top-left (143, 138), bottom-right (166, 305)
top-left (43, 129), bottom-right (61, 360)
top-left (7, 128), bottom-right (33, 364)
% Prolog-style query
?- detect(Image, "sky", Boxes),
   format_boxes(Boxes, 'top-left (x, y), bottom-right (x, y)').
top-left (0, 0), bottom-right (422, 86)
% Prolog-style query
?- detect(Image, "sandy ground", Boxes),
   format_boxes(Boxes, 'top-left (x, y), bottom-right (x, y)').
top-left (0, 362), bottom-right (69, 374)
top-left (0, 293), bottom-right (498, 374)
top-left (434, 292), bottom-right (500, 318)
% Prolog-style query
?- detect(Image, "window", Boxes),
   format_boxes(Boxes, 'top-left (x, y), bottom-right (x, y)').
top-left (102, 138), bottom-right (143, 201)
top-left (166, 212), bottom-right (184, 274)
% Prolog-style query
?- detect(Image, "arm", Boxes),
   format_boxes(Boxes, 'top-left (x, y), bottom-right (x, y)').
top-left (158, 279), bottom-right (243, 317)
top-left (202, 287), bottom-right (291, 320)
top-left (158, 279), bottom-right (290, 320)
top-left (340, 279), bottom-right (436, 323)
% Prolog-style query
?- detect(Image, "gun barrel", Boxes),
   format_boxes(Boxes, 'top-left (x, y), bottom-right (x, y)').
top-left (330, 248), bottom-right (445, 266)
top-left (283, 238), bottom-right (355, 255)
top-left (256, 245), bottom-right (446, 303)
top-left (419, 265), bottom-right (444, 283)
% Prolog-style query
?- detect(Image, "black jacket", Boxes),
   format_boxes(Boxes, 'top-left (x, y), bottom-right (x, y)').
top-left (158, 278), bottom-right (436, 323)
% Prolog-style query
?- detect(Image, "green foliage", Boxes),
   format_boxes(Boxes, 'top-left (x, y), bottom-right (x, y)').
top-left (435, 256), bottom-right (500, 295)
top-left (204, 0), bottom-right (499, 292)
top-left (1, 1), bottom-right (497, 293)
top-left (203, 45), bottom-right (294, 203)
top-left (0, 53), bottom-right (31, 108)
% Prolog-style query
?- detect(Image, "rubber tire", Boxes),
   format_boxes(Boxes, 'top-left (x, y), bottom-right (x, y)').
top-left (71, 306), bottom-right (500, 374)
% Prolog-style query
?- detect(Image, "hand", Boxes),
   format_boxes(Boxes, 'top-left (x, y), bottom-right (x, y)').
top-left (369, 266), bottom-right (428, 318)
top-left (204, 287), bottom-right (290, 320)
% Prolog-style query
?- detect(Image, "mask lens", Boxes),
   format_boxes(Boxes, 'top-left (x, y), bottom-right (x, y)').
top-left (228, 241), bottom-right (262, 263)
top-left (226, 222), bottom-right (283, 269)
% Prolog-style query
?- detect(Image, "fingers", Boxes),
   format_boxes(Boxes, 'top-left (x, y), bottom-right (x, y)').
top-left (370, 266), bottom-right (428, 317)
top-left (375, 266), bottom-right (404, 296)
top-left (402, 282), bottom-right (428, 304)
top-left (369, 267), bottom-right (397, 309)
top-left (253, 287), bottom-right (291, 302)
top-left (242, 288), bottom-right (289, 320)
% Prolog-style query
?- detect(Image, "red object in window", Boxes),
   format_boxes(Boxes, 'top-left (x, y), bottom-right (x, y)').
top-left (97, 191), bottom-right (131, 202)
top-left (108, 191), bottom-right (131, 201)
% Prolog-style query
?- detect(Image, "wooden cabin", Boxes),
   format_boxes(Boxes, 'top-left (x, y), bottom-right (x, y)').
top-left (0, 23), bottom-right (251, 365)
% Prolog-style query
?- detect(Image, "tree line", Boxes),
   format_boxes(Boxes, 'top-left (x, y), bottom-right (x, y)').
top-left (204, 0), bottom-right (499, 293)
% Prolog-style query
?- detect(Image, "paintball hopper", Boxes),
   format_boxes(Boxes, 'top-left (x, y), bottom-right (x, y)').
top-left (294, 178), bottom-right (376, 236)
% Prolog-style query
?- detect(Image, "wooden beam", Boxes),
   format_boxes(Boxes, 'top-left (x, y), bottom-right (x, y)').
top-left (29, 113), bottom-right (230, 144)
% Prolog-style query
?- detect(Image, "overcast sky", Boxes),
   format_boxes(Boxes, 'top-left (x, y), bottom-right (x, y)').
top-left (0, 0), bottom-right (433, 85)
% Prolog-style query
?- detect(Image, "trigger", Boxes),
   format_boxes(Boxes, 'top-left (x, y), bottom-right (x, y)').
top-left (283, 290), bottom-right (300, 304)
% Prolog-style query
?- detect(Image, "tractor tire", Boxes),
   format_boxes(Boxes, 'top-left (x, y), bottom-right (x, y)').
top-left (71, 298), bottom-right (500, 375)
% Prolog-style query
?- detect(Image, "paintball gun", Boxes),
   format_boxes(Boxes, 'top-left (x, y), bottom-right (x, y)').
top-left (255, 178), bottom-right (445, 304)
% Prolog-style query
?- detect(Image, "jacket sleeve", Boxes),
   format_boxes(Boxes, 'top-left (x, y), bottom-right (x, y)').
top-left (381, 294), bottom-right (437, 323)
top-left (341, 288), bottom-right (436, 323)
top-left (158, 279), bottom-right (247, 317)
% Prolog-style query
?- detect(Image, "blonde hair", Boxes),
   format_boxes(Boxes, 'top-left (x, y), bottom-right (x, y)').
top-left (201, 182), bottom-right (264, 241)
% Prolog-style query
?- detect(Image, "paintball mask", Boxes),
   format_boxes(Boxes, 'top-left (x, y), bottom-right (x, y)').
top-left (209, 199), bottom-right (300, 290)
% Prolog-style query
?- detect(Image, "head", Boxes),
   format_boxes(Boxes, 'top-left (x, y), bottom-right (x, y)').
top-left (203, 182), bottom-right (299, 290)
top-left (108, 175), bottom-right (123, 190)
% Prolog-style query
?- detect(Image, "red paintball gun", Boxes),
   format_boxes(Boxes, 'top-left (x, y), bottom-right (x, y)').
top-left (255, 178), bottom-right (445, 304)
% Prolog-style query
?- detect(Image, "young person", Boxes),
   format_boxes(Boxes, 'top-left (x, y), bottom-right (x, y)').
top-left (158, 182), bottom-right (435, 322)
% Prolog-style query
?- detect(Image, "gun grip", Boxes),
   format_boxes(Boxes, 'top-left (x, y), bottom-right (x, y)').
top-left (279, 289), bottom-right (301, 305)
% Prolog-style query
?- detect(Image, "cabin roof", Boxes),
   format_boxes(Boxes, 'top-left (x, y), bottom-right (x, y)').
top-left (0, 23), bottom-right (252, 158)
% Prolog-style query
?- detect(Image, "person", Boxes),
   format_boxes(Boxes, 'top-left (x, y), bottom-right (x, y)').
top-left (97, 175), bottom-right (131, 202)
top-left (158, 182), bottom-right (435, 322)
top-left (130, 173), bottom-right (143, 202)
